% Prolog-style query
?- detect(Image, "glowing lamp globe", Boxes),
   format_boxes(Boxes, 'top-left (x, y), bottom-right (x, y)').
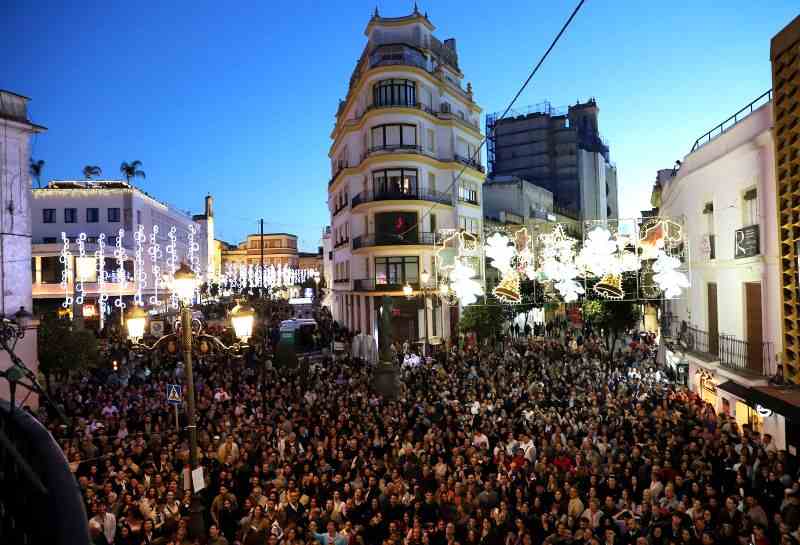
top-left (403, 282), bottom-right (414, 299)
top-left (173, 262), bottom-right (198, 304)
top-left (420, 269), bottom-right (431, 285)
top-left (126, 305), bottom-right (148, 342)
top-left (230, 302), bottom-right (255, 343)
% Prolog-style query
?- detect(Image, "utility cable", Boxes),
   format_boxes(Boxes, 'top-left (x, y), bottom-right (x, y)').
top-left (396, 0), bottom-right (587, 239)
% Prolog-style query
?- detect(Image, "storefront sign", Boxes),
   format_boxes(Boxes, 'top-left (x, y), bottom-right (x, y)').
top-left (734, 225), bottom-right (760, 258)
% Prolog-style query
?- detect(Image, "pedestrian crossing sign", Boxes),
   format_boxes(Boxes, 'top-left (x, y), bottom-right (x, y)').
top-left (166, 384), bottom-right (182, 405)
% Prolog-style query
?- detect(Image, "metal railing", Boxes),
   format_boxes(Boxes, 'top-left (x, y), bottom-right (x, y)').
top-left (352, 231), bottom-right (437, 250)
top-left (351, 189), bottom-right (452, 208)
top-left (454, 154), bottom-right (485, 173)
top-left (353, 278), bottom-right (419, 292)
top-left (670, 324), bottom-right (772, 376)
top-left (333, 239), bottom-right (349, 249)
top-left (363, 144), bottom-right (425, 161)
top-left (690, 90), bottom-right (772, 152)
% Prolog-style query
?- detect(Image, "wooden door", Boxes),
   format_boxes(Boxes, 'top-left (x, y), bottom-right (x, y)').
top-left (708, 283), bottom-right (719, 355)
top-left (745, 282), bottom-right (764, 373)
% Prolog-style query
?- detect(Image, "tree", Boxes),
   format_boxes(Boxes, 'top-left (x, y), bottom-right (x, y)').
top-left (582, 298), bottom-right (641, 358)
top-left (458, 298), bottom-right (507, 343)
top-left (29, 159), bottom-right (44, 188)
top-left (82, 165), bottom-right (102, 179)
top-left (38, 313), bottom-right (100, 392)
top-left (120, 160), bottom-right (145, 185)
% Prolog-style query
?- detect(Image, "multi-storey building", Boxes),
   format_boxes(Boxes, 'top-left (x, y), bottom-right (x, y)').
top-left (486, 99), bottom-right (618, 221)
top-left (482, 175), bottom-right (580, 233)
top-left (220, 233), bottom-right (300, 269)
top-left (0, 89), bottom-right (45, 406)
top-left (30, 181), bottom-right (213, 321)
top-left (328, 8), bottom-right (485, 344)
top-left (772, 15), bottom-right (800, 382)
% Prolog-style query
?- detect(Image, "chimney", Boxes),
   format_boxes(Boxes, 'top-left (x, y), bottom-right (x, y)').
top-left (443, 38), bottom-right (456, 52)
top-left (205, 194), bottom-right (213, 218)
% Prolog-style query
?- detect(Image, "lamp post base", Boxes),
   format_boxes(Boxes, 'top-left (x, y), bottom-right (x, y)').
top-left (188, 494), bottom-right (205, 539)
top-left (372, 361), bottom-right (399, 399)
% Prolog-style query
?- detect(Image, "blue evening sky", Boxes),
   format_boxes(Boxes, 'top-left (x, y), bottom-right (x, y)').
top-left (3, 1), bottom-right (797, 251)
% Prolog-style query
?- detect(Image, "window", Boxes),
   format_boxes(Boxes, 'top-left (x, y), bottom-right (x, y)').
top-left (42, 237), bottom-right (57, 244)
top-left (375, 256), bottom-right (419, 285)
top-left (108, 208), bottom-right (121, 223)
top-left (459, 215), bottom-right (480, 235)
top-left (743, 188), bottom-right (758, 226)
top-left (370, 124), bottom-right (417, 150)
top-left (373, 79), bottom-right (416, 107)
top-left (430, 213), bottom-right (437, 234)
top-left (64, 208), bottom-right (77, 223)
top-left (427, 129), bottom-right (435, 152)
top-left (372, 168), bottom-right (418, 196)
top-left (40, 256), bottom-right (61, 284)
top-left (136, 210), bottom-right (142, 225)
top-left (459, 183), bottom-right (479, 204)
top-left (43, 208), bottom-right (56, 223)
top-left (86, 208), bottom-right (99, 223)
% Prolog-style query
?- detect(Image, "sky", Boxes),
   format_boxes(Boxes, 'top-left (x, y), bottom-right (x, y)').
top-left (2, 1), bottom-right (797, 251)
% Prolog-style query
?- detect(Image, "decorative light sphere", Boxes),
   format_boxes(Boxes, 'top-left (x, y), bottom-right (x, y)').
top-left (173, 262), bottom-right (198, 304)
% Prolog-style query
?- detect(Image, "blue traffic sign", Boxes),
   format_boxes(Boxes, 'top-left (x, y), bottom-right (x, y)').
top-left (166, 384), bottom-right (182, 405)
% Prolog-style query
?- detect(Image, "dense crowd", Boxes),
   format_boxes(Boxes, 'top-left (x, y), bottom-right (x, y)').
top-left (41, 323), bottom-right (800, 545)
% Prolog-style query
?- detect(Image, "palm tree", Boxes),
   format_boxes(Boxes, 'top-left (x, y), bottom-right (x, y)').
top-left (82, 165), bottom-right (102, 179)
top-left (120, 160), bottom-right (145, 185)
top-left (29, 159), bottom-right (45, 188)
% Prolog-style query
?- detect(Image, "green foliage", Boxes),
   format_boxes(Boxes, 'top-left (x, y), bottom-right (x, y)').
top-left (582, 298), bottom-right (641, 354)
top-left (458, 299), bottom-right (506, 341)
top-left (38, 314), bottom-right (100, 377)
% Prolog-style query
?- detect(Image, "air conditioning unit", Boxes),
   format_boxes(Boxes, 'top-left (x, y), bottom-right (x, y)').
top-left (440, 102), bottom-right (451, 113)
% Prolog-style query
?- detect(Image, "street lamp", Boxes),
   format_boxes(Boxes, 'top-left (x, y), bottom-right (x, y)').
top-left (230, 302), bottom-right (255, 344)
top-left (125, 305), bottom-right (147, 343)
top-left (403, 282), bottom-right (414, 299)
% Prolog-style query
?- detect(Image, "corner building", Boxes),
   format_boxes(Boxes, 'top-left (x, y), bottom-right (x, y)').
top-left (328, 8), bottom-right (485, 344)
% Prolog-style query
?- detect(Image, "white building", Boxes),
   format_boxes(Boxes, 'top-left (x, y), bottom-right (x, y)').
top-left (328, 8), bottom-right (485, 345)
top-left (658, 91), bottom-right (787, 446)
top-left (31, 181), bottom-right (214, 323)
top-left (0, 89), bottom-right (46, 407)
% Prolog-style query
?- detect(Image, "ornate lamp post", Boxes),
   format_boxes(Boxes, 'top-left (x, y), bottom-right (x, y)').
top-left (125, 263), bottom-right (253, 538)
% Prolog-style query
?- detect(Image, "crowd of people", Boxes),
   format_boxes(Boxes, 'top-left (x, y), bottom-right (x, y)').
top-left (38, 321), bottom-right (800, 545)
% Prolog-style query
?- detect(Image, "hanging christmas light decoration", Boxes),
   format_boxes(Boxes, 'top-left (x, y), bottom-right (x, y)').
top-left (652, 250), bottom-right (690, 298)
top-left (166, 226), bottom-right (179, 310)
top-left (148, 225), bottom-right (163, 307)
top-left (187, 225), bottom-right (201, 303)
top-left (114, 229), bottom-right (127, 312)
top-left (95, 233), bottom-right (109, 316)
top-left (538, 225), bottom-right (584, 303)
top-left (435, 230), bottom-right (483, 307)
top-left (75, 232), bottom-right (87, 306)
top-left (59, 232), bottom-right (73, 309)
top-left (485, 232), bottom-right (521, 303)
top-left (134, 225), bottom-right (146, 307)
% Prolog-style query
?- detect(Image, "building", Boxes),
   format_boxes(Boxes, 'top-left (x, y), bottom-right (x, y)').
top-left (328, 7), bottom-right (485, 344)
top-left (220, 233), bottom-right (300, 269)
top-left (772, 15), bottom-right (800, 382)
top-left (482, 175), bottom-right (580, 233)
top-left (192, 195), bottom-right (216, 279)
top-left (0, 89), bottom-right (46, 406)
top-left (658, 89), bottom-right (800, 451)
top-left (486, 99), bottom-right (618, 221)
top-left (30, 181), bottom-right (213, 321)
top-left (298, 249), bottom-right (323, 272)
top-left (321, 226), bottom-right (334, 310)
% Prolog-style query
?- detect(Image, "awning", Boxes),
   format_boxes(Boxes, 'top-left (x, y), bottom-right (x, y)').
top-left (717, 381), bottom-right (800, 420)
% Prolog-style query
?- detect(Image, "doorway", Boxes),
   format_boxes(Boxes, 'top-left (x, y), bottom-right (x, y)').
top-left (745, 282), bottom-right (764, 373)
top-left (708, 283), bottom-right (719, 355)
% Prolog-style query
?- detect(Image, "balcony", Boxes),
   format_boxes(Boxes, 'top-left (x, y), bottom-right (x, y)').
top-left (362, 144), bottom-right (427, 162)
top-left (354, 278), bottom-right (419, 292)
top-left (332, 202), bottom-right (348, 217)
top-left (670, 324), bottom-right (773, 376)
top-left (369, 43), bottom-right (428, 72)
top-left (333, 238), bottom-right (350, 250)
top-left (351, 189), bottom-right (452, 209)
top-left (352, 231), bottom-right (437, 250)
top-left (454, 154), bottom-right (485, 173)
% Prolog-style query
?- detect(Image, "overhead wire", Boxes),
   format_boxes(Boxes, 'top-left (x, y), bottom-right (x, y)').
top-left (396, 0), bottom-right (587, 240)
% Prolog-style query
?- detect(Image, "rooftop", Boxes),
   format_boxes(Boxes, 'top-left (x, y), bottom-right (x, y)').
top-left (0, 89), bottom-right (47, 131)
top-left (690, 89), bottom-right (772, 153)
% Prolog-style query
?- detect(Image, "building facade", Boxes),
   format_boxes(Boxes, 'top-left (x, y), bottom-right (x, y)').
top-left (30, 181), bottom-right (212, 320)
top-left (772, 15), bottom-right (800, 382)
top-left (328, 8), bottom-right (485, 345)
top-left (220, 233), bottom-right (300, 269)
top-left (486, 99), bottom-right (618, 221)
top-left (0, 90), bottom-right (46, 406)
top-left (482, 175), bottom-right (580, 233)
top-left (657, 92), bottom-right (800, 449)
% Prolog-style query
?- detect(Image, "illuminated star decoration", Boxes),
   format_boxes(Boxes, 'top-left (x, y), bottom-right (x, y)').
top-left (538, 225), bottom-right (584, 303)
top-left (435, 230), bottom-right (483, 307)
top-left (577, 226), bottom-right (640, 299)
top-left (652, 250), bottom-right (690, 299)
